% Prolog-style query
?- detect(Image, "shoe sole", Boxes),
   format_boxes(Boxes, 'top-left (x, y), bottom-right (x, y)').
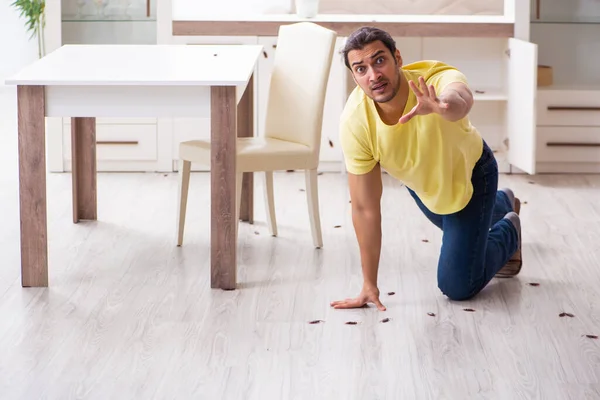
top-left (495, 197), bottom-right (522, 278)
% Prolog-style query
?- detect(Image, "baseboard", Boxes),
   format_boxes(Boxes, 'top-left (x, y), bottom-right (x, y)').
top-left (535, 162), bottom-right (600, 174)
top-left (174, 160), bottom-right (347, 174)
top-left (54, 160), bottom-right (599, 175)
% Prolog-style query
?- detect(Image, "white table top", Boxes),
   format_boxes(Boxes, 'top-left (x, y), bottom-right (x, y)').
top-left (5, 44), bottom-right (263, 86)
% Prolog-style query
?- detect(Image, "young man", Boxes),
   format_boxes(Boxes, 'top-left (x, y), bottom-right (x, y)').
top-left (330, 27), bottom-right (522, 311)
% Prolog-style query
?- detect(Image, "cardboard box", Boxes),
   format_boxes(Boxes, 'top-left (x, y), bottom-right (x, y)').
top-left (538, 65), bottom-right (553, 87)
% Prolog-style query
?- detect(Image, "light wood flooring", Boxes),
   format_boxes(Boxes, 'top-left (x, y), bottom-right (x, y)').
top-left (1, 87), bottom-right (600, 399)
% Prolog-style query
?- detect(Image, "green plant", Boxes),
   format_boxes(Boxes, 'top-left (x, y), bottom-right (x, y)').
top-left (10, 0), bottom-right (46, 58)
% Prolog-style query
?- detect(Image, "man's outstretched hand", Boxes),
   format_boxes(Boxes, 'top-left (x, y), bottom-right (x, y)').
top-left (399, 76), bottom-right (449, 124)
top-left (330, 284), bottom-right (386, 311)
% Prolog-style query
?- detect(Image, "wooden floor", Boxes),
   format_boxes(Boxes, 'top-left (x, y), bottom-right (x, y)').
top-left (1, 87), bottom-right (600, 399)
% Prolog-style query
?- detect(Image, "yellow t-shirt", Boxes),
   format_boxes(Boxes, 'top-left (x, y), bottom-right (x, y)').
top-left (339, 60), bottom-right (484, 215)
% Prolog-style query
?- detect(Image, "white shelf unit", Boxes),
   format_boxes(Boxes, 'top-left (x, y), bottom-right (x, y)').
top-left (529, 0), bottom-right (600, 173)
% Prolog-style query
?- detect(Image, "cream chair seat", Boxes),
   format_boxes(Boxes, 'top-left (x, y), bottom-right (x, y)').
top-left (176, 22), bottom-right (337, 249)
top-left (179, 137), bottom-right (313, 172)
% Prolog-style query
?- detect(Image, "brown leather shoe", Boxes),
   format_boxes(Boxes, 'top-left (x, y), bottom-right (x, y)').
top-left (496, 211), bottom-right (522, 278)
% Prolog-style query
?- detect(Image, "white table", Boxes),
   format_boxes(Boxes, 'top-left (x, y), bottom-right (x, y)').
top-left (5, 44), bottom-right (262, 290)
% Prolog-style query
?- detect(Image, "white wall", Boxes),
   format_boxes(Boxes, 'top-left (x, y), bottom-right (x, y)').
top-left (0, 1), bottom-right (39, 88)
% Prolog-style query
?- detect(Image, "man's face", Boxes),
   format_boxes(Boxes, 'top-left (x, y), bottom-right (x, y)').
top-left (347, 41), bottom-right (402, 103)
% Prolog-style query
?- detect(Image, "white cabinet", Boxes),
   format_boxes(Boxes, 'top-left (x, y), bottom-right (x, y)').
top-left (529, 0), bottom-right (600, 173)
top-left (534, 89), bottom-right (600, 172)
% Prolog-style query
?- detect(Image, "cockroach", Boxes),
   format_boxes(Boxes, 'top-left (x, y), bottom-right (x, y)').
top-left (328, 139), bottom-right (334, 148)
top-left (463, 308), bottom-right (476, 312)
top-left (427, 312), bottom-right (436, 317)
top-left (380, 318), bottom-right (391, 323)
top-left (422, 239), bottom-right (429, 243)
top-left (475, 90), bottom-right (485, 94)
top-left (387, 292), bottom-right (395, 296)
top-left (308, 320), bottom-right (325, 324)
top-left (334, 225), bottom-right (341, 228)
top-left (345, 321), bottom-right (358, 325)
top-left (583, 334), bottom-right (598, 339)
top-left (559, 312), bottom-right (575, 318)
top-left (528, 282), bottom-right (540, 286)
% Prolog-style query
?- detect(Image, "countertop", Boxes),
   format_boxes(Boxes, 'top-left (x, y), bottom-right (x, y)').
top-left (172, 11), bottom-right (512, 24)
top-left (170, 0), bottom-right (514, 37)
top-left (172, 14), bottom-right (514, 37)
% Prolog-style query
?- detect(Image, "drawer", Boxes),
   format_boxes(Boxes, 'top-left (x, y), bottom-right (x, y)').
top-left (537, 90), bottom-right (600, 126)
top-left (536, 126), bottom-right (600, 163)
top-left (62, 117), bottom-right (156, 125)
top-left (63, 123), bottom-right (157, 161)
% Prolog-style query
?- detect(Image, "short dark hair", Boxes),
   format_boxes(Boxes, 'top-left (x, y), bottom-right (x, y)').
top-left (341, 26), bottom-right (397, 70)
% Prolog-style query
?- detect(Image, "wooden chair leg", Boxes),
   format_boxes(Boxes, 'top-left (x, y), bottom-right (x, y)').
top-left (236, 172), bottom-right (243, 223)
top-left (305, 168), bottom-right (323, 248)
top-left (236, 172), bottom-right (244, 242)
top-left (176, 160), bottom-right (191, 246)
top-left (263, 171), bottom-right (277, 237)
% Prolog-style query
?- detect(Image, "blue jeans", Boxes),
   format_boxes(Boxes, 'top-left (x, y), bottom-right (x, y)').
top-left (406, 140), bottom-right (519, 301)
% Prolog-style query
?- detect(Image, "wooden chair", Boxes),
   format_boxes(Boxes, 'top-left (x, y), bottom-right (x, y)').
top-left (176, 22), bottom-right (337, 248)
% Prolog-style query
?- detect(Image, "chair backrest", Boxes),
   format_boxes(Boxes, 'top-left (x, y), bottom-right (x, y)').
top-left (263, 22), bottom-right (337, 164)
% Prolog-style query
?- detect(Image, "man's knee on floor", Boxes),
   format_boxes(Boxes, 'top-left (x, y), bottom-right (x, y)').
top-left (438, 278), bottom-right (477, 301)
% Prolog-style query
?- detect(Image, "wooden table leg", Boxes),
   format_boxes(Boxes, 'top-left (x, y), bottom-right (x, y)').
top-left (237, 74), bottom-right (254, 224)
top-left (17, 85), bottom-right (48, 287)
top-left (71, 117), bottom-right (97, 223)
top-left (211, 85), bottom-right (237, 290)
